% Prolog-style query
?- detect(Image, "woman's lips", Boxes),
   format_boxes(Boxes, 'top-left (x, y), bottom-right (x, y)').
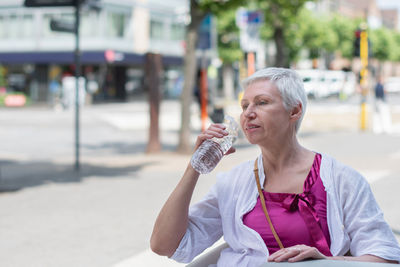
top-left (246, 124), bottom-right (260, 131)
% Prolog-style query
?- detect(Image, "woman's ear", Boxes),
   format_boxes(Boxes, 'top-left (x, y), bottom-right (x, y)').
top-left (290, 103), bottom-right (302, 121)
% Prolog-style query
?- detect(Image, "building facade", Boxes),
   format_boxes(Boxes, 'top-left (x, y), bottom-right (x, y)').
top-left (0, 0), bottom-right (188, 105)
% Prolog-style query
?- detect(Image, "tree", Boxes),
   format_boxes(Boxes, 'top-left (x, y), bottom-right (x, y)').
top-left (256, 0), bottom-right (313, 67)
top-left (217, 8), bottom-right (242, 101)
top-left (392, 32), bottom-right (400, 62)
top-left (177, 0), bottom-right (242, 153)
top-left (297, 9), bottom-right (338, 68)
top-left (370, 27), bottom-right (395, 62)
top-left (327, 14), bottom-right (359, 59)
top-left (369, 27), bottom-right (396, 76)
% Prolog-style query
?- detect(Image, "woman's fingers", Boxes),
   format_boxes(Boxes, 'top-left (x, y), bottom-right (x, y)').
top-left (268, 248), bottom-right (301, 262)
top-left (288, 247), bottom-right (326, 262)
top-left (268, 246), bottom-right (326, 263)
top-left (194, 124), bottom-right (228, 149)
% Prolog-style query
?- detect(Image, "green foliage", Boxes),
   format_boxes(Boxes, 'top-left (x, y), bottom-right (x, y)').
top-left (0, 65), bottom-right (7, 88)
top-left (211, 0), bottom-right (400, 67)
top-left (255, 0), bottom-right (316, 65)
top-left (216, 8), bottom-right (242, 64)
top-left (198, 0), bottom-right (244, 16)
top-left (327, 14), bottom-right (359, 59)
top-left (370, 27), bottom-right (396, 61)
top-left (393, 32), bottom-right (400, 62)
top-left (298, 9), bottom-right (328, 59)
top-left (259, 0), bottom-right (311, 27)
top-left (284, 22), bottom-right (303, 62)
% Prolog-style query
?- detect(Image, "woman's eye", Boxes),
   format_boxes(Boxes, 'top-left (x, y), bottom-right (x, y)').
top-left (257, 100), bottom-right (267, 105)
top-left (241, 104), bottom-right (248, 110)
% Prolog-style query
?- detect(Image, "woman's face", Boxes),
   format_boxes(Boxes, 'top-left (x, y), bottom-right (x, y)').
top-left (240, 79), bottom-right (293, 145)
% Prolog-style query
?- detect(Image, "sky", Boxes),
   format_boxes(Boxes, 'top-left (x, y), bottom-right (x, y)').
top-left (376, 0), bottom-right (400, 10)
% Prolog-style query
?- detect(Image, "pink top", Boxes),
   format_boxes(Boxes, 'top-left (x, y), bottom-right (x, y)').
top-left (243, 153), bottom-right (332, 256)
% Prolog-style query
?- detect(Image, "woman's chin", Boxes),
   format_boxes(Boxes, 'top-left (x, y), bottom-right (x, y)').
top-left (245, 137), bottom-right (258, 145)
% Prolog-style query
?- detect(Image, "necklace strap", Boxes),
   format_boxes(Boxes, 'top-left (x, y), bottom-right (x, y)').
top-left (253, 159), bottom-right (284, 249)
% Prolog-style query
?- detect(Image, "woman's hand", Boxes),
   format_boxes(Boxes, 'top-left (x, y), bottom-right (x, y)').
top-left (268, 245), bottom-right (327, 263)
top-left (194, 124), bottom-right (236, 155)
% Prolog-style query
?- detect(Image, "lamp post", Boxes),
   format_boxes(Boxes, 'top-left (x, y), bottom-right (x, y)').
top-left (74, 0), bottom-right (81, 170)
top-left (359, 26), bottom-right (369, 131)
top-left (24, 0), bottom-right (83, 171)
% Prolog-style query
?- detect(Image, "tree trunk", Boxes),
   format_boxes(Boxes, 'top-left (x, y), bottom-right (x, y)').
top-left (222, 63), bottom-right (235, 101)
top-left (274, 27), bottom-right (289, 67)
top-left (145, 53), bottom-right (163, 153)
top-left (177, 0), bottom-right (204, 154)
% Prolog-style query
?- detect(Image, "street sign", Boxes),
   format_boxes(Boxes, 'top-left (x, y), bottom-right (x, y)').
top-left (236, 8), bottom-right (263, 52)
top-left (50, 18), bottom-right (75, 33)
top-left (24, 0), bottom-right (80, 7)
top-left (197, 14), bottom-right (213, 50)
top-left (236, 8), bottom-right (262, 29)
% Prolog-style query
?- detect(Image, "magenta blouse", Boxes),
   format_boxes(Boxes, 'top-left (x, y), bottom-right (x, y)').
top-left (243, 153), bottom-right (332, 256)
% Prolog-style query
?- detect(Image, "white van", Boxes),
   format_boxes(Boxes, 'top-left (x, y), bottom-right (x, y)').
top-left (297, 70), bottom-right (328, 98)
top-left (384, 77), bottom-right (400, 93)
top-left (297, 69), bottom-right (356, 99)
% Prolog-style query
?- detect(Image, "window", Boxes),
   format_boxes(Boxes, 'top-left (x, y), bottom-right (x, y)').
top-left (171, 23), bottom-right (184, 41)
top-left (81, 12), bottom-right (99, 37)
top-left (0, 15), bottom-right (5, 38)
top-left (106, 11), bottom-right (125, 38)
top-left (8, 14), bottom-right (18, 39)
top-left (42, 14), bottom-right (54, 37)
top-left (150, 20), bottom-right (164, 40)
top-left (21, 15), bottom-right (34, 38)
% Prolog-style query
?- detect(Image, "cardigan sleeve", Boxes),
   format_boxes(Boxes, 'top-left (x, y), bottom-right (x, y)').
top-left (170, 181), bottom-right (223, 263)
top-left (338, 165), bottom-right (400, 262)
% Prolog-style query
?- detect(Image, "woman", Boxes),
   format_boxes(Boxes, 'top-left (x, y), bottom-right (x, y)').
top-left (150, 68), bottom-right (400, 266)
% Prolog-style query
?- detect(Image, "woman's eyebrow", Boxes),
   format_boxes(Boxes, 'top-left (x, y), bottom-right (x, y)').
top-left (253, 94), bottom-right (271, 100)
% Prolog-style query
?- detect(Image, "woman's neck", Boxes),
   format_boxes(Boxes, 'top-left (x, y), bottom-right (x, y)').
top-left (260, 136), bottom-right (308, 174)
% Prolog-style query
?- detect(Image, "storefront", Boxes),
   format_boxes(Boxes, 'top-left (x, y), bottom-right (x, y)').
top-left (0, 50), bottom-right (183, 106)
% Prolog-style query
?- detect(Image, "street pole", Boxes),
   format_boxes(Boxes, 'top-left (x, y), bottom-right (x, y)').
top-left (360, 28), bottom-right (368, 131)
top-left (74, 1), bottom-right (81, 170)
top-left (247, 52), bottom-right (255, 77)
top-left (200, 54), bottom-right (208, 132)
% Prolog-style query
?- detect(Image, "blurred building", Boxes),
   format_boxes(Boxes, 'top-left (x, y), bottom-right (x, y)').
top-left (313, 0), bottom-right (398, 31)
top-left (381, 8), bottom-right (398, 30)
top-left (0, 0), bottom-right (188, 104)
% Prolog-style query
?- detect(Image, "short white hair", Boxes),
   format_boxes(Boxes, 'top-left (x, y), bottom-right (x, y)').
top-left (241, 67), bottom-right (307, 132)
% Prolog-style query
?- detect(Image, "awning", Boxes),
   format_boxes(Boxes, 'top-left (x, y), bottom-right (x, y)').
top-left (0, 50), bottom-right (183, 66)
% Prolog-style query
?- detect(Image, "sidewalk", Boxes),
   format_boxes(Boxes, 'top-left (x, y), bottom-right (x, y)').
top-left (1, 99), bottom-right (400, 267)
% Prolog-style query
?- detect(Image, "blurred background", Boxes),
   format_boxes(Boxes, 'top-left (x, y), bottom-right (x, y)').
top-left (1, 0), bottom-right (400, 266)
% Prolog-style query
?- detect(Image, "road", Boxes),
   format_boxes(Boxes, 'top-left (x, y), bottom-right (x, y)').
top-left (0, 96), bottom-right (400, 267)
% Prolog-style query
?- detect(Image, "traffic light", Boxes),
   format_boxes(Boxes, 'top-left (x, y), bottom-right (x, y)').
top-left (353, 30), bottom-right (361, 57)
top-left (354, 29), bottom-right (372, 58)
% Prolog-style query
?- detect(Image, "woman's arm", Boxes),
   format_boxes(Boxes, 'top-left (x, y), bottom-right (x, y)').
top-left (150, 164), bottom-right (200, 257)
top-left (150, 124), bottom-right (229, 257)
top-left (268, 245), bottom-right (398, 263)
top-left (331, 254), bottom-right (398, 264)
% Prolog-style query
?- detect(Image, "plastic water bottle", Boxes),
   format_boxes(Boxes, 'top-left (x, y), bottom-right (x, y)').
top-left (190, 115), bottom-right (239, 174)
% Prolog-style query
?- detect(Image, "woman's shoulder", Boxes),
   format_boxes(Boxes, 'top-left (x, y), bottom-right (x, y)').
top-left (320, 153), bottom-right (368, 189)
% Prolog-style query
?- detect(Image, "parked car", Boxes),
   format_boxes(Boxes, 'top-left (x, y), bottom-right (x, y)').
top-left (296, 69), bottom-right (325, 98)
top-left (296, 69), bottom-right (356, 99)
top-left (384, 76), bottom-right (400, 93)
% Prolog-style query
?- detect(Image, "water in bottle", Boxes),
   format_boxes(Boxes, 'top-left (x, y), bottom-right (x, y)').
top-left (190, 115), bottom-right (239, 174)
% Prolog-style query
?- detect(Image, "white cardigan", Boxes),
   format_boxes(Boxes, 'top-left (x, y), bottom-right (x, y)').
top-left (171, 154), bottom-right (400, 266)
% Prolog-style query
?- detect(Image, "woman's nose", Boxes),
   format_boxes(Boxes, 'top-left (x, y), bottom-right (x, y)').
top-left (243, 105), bottom-right (256, 118)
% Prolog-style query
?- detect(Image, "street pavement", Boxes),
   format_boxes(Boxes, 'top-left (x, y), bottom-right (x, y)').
top-left (1, 96), bottom-right (400, 267)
